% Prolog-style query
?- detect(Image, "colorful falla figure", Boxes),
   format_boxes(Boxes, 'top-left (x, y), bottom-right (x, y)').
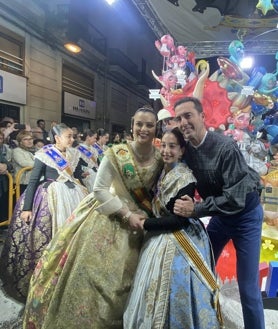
top-left (228, 40), bottom-right (245, 65)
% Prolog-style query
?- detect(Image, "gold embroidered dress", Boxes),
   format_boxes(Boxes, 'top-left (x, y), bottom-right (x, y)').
top-left (23, 143), bottom-right (162, 329)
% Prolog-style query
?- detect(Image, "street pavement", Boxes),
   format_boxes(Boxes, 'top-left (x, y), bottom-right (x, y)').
top-left (0, 226), bottom-right (277, 329)
top-left (0, 227), bottom-right (23, 329)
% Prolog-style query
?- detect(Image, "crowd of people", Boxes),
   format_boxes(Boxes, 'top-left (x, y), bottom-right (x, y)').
top-left (0, 100), bottom-right (267, 328)
top-left (0, 117), bottom-right (130, 223)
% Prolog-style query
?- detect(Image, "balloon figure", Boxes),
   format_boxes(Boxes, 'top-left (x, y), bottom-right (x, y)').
top-left (228, 40), bottom-right (245, 65)
top-left (152, 36), bottom-right (278, 144)
top-left (256, 0), bottom-right (274, 15)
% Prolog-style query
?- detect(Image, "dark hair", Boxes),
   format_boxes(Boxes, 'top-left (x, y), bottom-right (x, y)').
top-left (49, 123), bottom-right (70, 143)
top-left (162, 127), bottom-right (186, 148)
top-left (113, 132), bottom-right (121, 138)
top-left (0, 120), bottom-right (13, 128)
top-left (37, 119), bottom-right (45, 125)
top-left (81, 129), bottom-right (97, 141)
top-left (33, 138), bottom-right (45, 146)
top-left (131, 107), bottom-right (158, 132)
top-left (112, 132), bottom-right (121, 142)
top-left (96, 128), bottom-right (108, 140)
top-left (134, 106), bottom-right (157, 118)
top-left (174, 97), bottom-right (203, 114)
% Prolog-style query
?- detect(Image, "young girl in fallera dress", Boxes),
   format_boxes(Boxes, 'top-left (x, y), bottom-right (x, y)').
top-left (124, 128), bottom-right (222, 329)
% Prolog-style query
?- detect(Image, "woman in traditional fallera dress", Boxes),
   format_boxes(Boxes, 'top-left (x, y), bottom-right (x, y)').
top-left (0, 123), bottom-right (88, 302)
top-left (93, 127), bottom-right (110, 163)
top-left (124, 128), bottom-right (222, 329)
top-left (23, 107), bottom-right (163, 329)
top-left (76, 129), bottom-right (98, 192)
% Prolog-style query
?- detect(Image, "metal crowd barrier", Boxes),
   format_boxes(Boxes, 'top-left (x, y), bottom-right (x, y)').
top-left (15, 166), bottom-right (33, 201)
top-left (0, 172), bottom-right (14, 227)
top-left (0, 166), bottom-right (33, 227)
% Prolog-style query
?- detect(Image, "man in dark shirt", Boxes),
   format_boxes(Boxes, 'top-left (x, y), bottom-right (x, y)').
top-left (173, 97), bottom-right (265, 329)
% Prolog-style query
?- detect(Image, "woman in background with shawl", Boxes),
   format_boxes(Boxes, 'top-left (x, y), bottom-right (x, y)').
top-left (93, 127), bottom-right (110, 163)
top-left (76, 129), bottom-right (98, 192)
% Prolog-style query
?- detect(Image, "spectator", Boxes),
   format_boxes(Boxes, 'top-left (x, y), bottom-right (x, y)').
top-left (33, 138), bottom-right (45, 151)
top-left (157, 108), bottom-right (177, 135)
top-left (0, 120), bottom-right (14, 143)
top-left (0, 131), bottom-right (13, 222)
top-left (1, 116), bottom-right (15, 125)
top-left (1, 119), bottom-right (31, 148)
top-left (12, 130), bottom-right (35, 195)
top-left (32, 119), bottom-right (48, 144)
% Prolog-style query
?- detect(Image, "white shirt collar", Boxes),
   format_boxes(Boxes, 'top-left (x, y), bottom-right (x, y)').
top-left (190, 131), bottom-right (208, 149)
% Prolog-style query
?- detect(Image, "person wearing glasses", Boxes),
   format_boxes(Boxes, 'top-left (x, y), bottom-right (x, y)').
top-left (11, 130), bottom-right (35, 195)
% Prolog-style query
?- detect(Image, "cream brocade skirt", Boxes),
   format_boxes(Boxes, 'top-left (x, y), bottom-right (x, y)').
top-left (23, 193), bottom-right (144, 329)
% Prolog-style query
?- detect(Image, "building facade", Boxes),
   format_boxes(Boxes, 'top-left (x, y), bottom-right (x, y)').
top-left (0, 0), bottom-right (162, 134)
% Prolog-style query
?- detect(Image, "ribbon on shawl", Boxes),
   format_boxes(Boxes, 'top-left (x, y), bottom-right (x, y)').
top-left (93, 143), bottom-right (104, 155)
top-left (173, 229), bottom-right (224, 327)
top-left (77, 145), bottom-right (97, 162)
top-left (110, 143), bottom-right (153, 216)
top-left (42, 145), bottom-right (72, 175)
top-left (93, 143), bottom-right (105, 162)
